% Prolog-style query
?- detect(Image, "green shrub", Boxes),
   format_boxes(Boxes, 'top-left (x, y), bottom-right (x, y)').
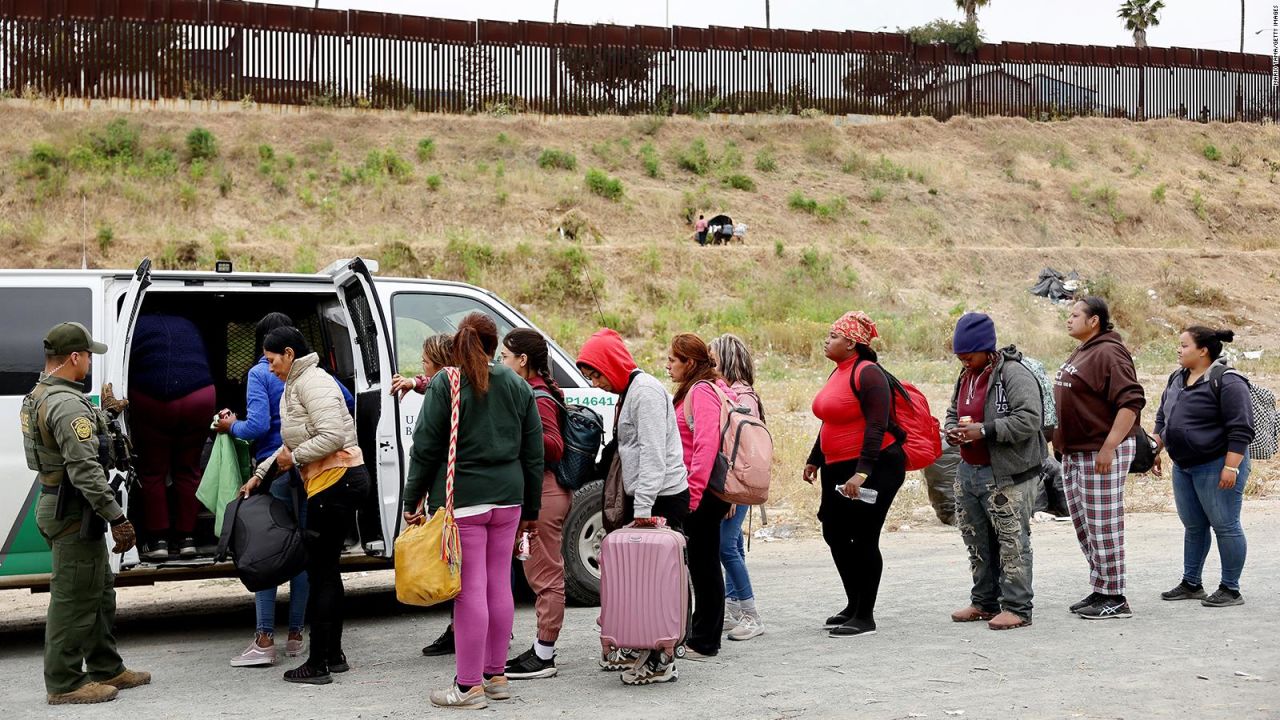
top-left (258, 144), bottom-right (275, 162)
top-left (755, 147), bottom-right (778, 173)
top-left (381, 150), bottom-right (412, 182)
top-left (869, 186), bottom-right (887, 203)
top-left (840, 151), bottom-right (866, 174)
top-left (774, 240), bottom-right (784, 258)
top-left (216, 169), bottom-right (233, 197)
top-left (426, 174), bottom-right (443, 191)
top-left (631, 115), bottom-right (665, 136)
top-left (88, 119), bottom-right (140, 163)
top-left (723, 174), bottom-right (756, 192)
top-left (676, 139), bottom-right (712, 175)
top-left (416, 137), bottom-right (436, 162)
top-left (1151, 183), bottom-right (1166, 204)
top-left (1202, 144), bottom-right (1221, 162)
top-left (178, 184), bottom-right (197, 210)
top-left (788, 191), bottom-right (818, 213)
top-left (1163, 276), bottom-right (1228, 308)
top-left (28, 143), bottom-right (65, 169)
top-left (537, 149), bottom-right (578, 171)
top-left (585, 168), bottom-right (624, 201)
top-left (789, 192), bottom-right (845, 221)
top-left (1191, 190), bottom-right (1208, 220)
top-left (185, 127), bottom-right (218, 161)
top-left (719, 142), bottom-right (743, 172)
top-left (1049, 144), bottom-right (1074, 170)
top-left (866, 155), bottom-right (907, 182)
top-left (188, 158), bottom-right (208, 181)
top-left (96, 225), bottom-right (114, 253)
top-left (639, 143), bottom-right (661, 178)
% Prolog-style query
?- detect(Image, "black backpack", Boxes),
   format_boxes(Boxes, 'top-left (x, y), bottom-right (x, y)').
top-left (534, 389), bottom-right (604, 492)
top-left (215, 492), bottom-right (309, 592)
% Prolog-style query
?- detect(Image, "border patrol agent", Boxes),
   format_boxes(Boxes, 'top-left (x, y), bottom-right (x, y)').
top-left (23, 322), bottom-right (151, 705)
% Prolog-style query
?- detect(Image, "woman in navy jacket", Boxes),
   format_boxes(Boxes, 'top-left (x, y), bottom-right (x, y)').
top-left (1153, 327), bottom-right (1254, 608)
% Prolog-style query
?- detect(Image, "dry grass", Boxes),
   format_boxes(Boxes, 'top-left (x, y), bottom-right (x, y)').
top-left (4, 100), bottom-right (1279, 526)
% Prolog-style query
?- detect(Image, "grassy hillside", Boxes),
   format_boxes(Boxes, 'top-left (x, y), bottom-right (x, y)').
top-left (3, 100), bottom-right (1278, 525)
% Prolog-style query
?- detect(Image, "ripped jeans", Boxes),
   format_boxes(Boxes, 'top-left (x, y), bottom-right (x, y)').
top-left (955, 463), bottom-right (1034, 620)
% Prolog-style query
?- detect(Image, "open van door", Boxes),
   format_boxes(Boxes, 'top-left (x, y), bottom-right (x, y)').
top-left (105, 259), bottom-right (152, 573)
top-left (328, 258), bottom-right (401, 555)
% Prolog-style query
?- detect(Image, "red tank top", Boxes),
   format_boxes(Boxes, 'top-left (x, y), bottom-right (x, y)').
top-left (812, 359), bottom-right (896, 465)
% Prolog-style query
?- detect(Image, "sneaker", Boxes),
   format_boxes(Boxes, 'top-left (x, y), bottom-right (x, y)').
top-left (1161, 581), bottom-right (1207, 602)
top-left (327, 652), bottom-right (350, 674)
top-left (1069, 592), bottom-right (1103, 614)
top-left (100, 669), bottom-right (151, 691)
top-left (599, 648), bottom-right (640, 671)
top-left (1201, 586), bottom-right (1245, 608)
top-left (505, 647), bottom-right (557, 680)
top-left (177, 536), bottom-right (197, 558)
top-left (47, 682), bottom-right (118, 705)
top-left (141, 540), bottom-right (169, 562)
top-left (483, 675), bottom-right (511, 700)
top-left (283, 662), bottom-right (332, 685)
top-left (1078, 596), bottom-right (1133, 620)
top-left (285, 633), bottom-right (305, 658)
top-left (429, 684), bottom-right (488, 709)
top-left (230, 639), bottom-right (277, 667)
top-left (621, 651), bottom-right (678, 686)
top-left (723, 601), bottom-right (744, 632)
top-left (829, 618), bottom-right (877, 638)
top-left (422, 626), bottom-right (455, 657)
top-left (727, 613), bottom-right (764, 641)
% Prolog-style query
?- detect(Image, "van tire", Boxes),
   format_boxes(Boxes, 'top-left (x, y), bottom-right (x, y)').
top-left (562, 480), bottom-right (604, 606)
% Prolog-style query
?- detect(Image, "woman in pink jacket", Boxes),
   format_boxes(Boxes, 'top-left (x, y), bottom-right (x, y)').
top-left (666, 333), bottom-right (736, 658)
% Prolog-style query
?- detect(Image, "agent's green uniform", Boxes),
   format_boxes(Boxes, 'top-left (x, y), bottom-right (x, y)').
top-left (22, 325), bottom-right (127, 696)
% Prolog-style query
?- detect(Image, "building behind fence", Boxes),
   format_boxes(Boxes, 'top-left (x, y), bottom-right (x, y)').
top-left (1, 0), bottom-right (1277, 122)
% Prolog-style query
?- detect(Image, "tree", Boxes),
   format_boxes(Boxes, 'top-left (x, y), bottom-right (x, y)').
top-left (1118, 0), bottom-right (1165, 49)
top-left (908, 18), bottom-right (984, 55)
top-left (560, 46), bottom-right (658, 109)
top-left (954, 0), bottom-right (991, 26)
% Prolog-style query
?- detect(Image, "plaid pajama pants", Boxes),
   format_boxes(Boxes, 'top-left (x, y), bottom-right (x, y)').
top-left (1062, 437), bottom-right (1136, 596)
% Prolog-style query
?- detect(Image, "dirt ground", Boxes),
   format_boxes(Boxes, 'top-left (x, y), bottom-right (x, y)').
top-left (1, 502), bottom-right (1277, 720)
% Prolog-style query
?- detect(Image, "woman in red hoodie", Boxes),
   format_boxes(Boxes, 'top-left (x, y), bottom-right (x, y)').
top-left (803, 312), bottom-right (906, 639)
top-left (1053, 296), bottom-right (1146, 621)
top-left (499, 329), bottom-right (567, 680)
top-left (666, 333), bottom-right (736, 658)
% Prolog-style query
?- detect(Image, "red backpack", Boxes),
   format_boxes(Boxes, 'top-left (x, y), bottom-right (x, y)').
top-left (853, 362), bottom-right (943, 472)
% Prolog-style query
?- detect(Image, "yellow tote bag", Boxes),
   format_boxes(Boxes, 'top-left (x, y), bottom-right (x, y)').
top-left (395, 368), bottom-right (463, 607)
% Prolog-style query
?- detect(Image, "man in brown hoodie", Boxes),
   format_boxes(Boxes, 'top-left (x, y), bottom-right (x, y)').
top-left (1053, 297), bottom-right (1146, 621)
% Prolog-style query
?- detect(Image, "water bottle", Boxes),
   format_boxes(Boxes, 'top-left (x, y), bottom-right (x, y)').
top-left (516, 532), bottom-right (531, 561)
top-left (858, 487), bottom-right (879, 505)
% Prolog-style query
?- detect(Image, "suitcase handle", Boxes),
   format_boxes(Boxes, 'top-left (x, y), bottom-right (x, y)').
top-left (625, 517), bottom-right (668, 529)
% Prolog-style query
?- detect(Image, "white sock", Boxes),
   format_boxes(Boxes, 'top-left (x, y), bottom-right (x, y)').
top-left (534, 641), bottom-right (556, 661)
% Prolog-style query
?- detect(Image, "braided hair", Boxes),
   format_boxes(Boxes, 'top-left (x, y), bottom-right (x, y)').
top-left (502, 328), bottom-right (564, 404)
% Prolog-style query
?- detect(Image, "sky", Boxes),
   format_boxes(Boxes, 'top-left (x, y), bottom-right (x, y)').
top-left (258, 0), bottom-right (1280, 56)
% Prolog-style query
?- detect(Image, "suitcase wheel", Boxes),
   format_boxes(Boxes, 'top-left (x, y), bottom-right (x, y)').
top-left (674, 645), bottom-right (686, 659)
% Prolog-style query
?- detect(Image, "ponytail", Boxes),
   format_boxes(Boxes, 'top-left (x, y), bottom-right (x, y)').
top-left (503, 328), bottom-right (564, 404)
top-left (1184, 325), bottom-right (1235, 361)
top-left (453, 313), bottom-right (499, 396)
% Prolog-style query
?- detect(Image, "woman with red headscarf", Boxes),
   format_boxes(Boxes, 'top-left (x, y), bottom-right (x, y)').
top-left (802, 312), bottom-right (907, 638)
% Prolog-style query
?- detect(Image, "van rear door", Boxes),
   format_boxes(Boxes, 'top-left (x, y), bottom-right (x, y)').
top-left (104, 259), bottom-right (152, 572)
top-left (329, 258), bottom-right (400, 553)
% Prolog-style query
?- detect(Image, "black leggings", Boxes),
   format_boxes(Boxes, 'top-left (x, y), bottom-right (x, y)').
top-left (304, 466), bottom-right (369, 668)
top-left (818, 446), bottom-right (906, 623)
top-left (685, 490), bottom-right (730, 655)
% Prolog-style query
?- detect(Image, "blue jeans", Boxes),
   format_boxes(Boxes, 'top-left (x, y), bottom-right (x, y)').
top-left (254, 473), bottom-right (309, 634)
top-left (955, 463), bottom-right (1034, 619)
top-left (720, 504), bottom-right (754, 601)
top-left (1172, 455), bottom-right (1249, 591)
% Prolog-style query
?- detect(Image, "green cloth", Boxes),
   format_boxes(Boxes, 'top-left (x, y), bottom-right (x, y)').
top-left (403, 364), bottom-right (545, 521)
top-left (197, 435), bottom-right (253, 536)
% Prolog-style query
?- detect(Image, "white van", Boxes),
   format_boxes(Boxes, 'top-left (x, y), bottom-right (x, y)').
top-left (0, 258), bottom-right (613, 605)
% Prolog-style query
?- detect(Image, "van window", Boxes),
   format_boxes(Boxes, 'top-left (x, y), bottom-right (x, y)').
top-left (391, 294), bottom-right (515, 376)
top-left (0, 288), bottom-right (93, 395)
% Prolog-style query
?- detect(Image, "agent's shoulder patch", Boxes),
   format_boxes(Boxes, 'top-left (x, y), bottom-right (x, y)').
top-left (71, 416), bottom-right (94, 441)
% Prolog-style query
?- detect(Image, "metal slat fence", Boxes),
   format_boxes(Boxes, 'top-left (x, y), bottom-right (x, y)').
top-left (1, 0), bottom-right (1276, 122)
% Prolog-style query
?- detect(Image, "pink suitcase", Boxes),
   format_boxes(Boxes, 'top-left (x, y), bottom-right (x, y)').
top-left (598, 526), bottom-right (690, 658)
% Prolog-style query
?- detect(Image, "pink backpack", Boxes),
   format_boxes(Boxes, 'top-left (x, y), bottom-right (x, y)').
top-left (684, 382), bottom-right (773, 505)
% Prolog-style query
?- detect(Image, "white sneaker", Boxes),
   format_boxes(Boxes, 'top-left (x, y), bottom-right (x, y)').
top-left (429, 684), bottom-right (488, 709)
top-left (621, 651), bottom-right (678, 686)
top-left (723, 604), bottom-right (744, 633)
top-left (728, 613), bottom-right (764, 641)
top-left (599, 648), bottom-right (640, 671)
top-left (230, 639), bottom-right (276, 667)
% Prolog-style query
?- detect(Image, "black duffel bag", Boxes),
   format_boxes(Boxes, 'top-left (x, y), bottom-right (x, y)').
top-left (215, 491), bottom-right (308, 592)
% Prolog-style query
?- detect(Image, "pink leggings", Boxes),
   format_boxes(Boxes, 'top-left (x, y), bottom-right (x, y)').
top-left (454, 506), bottom-right (521, 687)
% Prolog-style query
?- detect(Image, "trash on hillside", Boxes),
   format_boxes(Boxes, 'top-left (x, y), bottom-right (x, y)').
top-left (1030, 268), bottom-right (1083, 303)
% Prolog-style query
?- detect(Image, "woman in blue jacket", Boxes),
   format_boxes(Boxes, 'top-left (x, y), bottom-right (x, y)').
top-left (215, 313), bottom-right (354, 667)
top-left (1153, 327), bottom-right (1254, 608)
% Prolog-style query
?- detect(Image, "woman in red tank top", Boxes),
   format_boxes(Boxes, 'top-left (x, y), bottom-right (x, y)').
top-left (803, 312), bottom-right (907, 639)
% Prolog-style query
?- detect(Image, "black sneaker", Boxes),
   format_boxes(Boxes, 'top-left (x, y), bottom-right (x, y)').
top-left (177, 536), bottom-right (197, 558)
top-left (283, 662), bottom-right (332, 685)
top-left (1078, 596), bottom-right (1133, 620)
top-left (1201, 586), bottom-right (1244, 608)
top-left (142, 540), bottom-right (170, 562)
top-left (829, 618), bottom-right (877, 638)
top-left (505, 646), bottom-right (557, 680)
top-left (1160, 581), bottom-right (1207, 601)
top-left (1069, 592), bottom-right (1103, 614)
top-left (327, 653), bottom-right (350, 673)
top-left (422, 626), bottom-right (455, 657)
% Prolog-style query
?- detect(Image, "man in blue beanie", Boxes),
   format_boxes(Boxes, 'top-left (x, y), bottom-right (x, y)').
top-left (944, 313), bottom-right (1045, 630)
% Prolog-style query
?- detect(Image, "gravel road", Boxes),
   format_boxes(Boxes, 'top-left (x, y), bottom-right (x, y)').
top-left (2, 502), bottom-right (1277, 720)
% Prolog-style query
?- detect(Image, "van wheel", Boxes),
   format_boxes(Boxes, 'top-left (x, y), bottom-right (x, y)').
top-left (562, 480), bottom-right (604, 606)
